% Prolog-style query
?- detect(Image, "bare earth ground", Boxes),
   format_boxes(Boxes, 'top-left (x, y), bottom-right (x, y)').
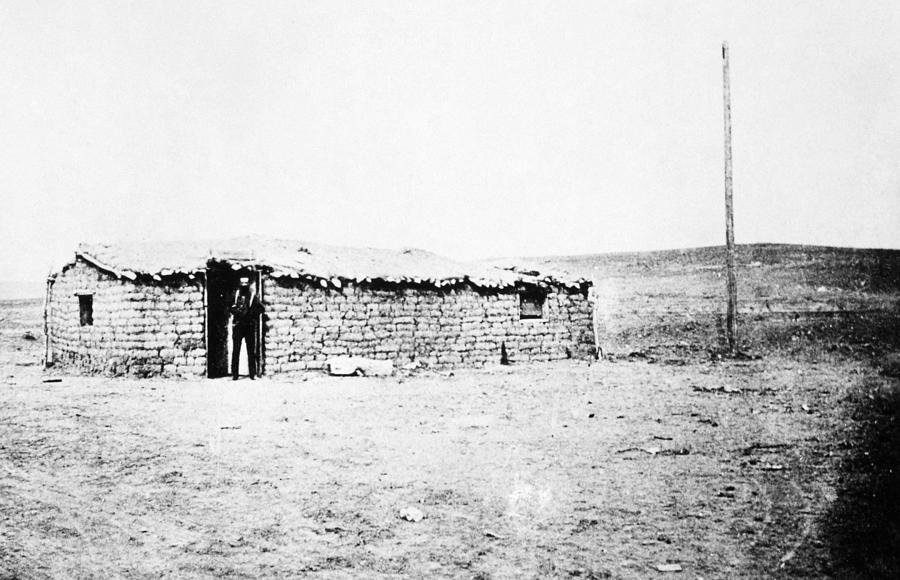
top-left (2, 245), bottom-right (900, 579)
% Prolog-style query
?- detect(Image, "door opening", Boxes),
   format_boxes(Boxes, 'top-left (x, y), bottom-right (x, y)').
top-left (206, 267), bottom-right (263, 378)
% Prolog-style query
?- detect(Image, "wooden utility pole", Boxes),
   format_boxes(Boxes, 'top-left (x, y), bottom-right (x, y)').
top-left (722, 42), bottom-right (738, 353)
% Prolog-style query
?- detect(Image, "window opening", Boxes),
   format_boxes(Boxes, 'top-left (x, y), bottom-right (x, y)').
top-left (78, 294), bottom-right (93, 326)
top-left (519, 290), bottom-right (545, 320)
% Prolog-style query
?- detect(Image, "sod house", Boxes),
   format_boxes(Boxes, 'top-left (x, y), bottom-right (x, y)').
top-left (45, 237), bottom-right (595, 377)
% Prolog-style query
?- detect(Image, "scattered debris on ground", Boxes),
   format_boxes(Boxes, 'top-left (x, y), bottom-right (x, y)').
top-left (655, 563), bottom-right (683, 572)
top-left (399, 507), bottom-right (424, 522)
top-left (327, 356), bottom-right (394, 377)
top-left (692, 384), bottom-right (742, 395)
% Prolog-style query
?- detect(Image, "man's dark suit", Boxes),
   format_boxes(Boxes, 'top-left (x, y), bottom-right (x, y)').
top-left (230, 287), bottom-right (264, 379)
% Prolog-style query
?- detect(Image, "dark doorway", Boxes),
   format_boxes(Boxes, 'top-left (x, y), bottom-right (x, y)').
top-left (206, 267), bottom-right (264, 378)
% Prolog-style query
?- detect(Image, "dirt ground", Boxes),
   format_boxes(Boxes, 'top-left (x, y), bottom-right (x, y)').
top-left (2, 297), bottom-right (899, 578)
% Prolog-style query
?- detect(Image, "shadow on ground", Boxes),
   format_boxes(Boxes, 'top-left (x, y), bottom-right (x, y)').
top-left (822, 369), bottom-right (900, 578)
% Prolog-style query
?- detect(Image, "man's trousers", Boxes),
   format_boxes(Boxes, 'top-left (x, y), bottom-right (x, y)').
top-left (231, 324), bottom-right (257, 379)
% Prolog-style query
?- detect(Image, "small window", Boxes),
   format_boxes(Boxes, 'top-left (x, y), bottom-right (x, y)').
top-left (78, 294), bottom-right (93, 326)
top-left (519, 291), bottom-right (545, 320)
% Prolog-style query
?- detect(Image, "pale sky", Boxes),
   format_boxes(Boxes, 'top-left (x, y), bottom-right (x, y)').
top-left (2, 1), bottom-right (899, 281)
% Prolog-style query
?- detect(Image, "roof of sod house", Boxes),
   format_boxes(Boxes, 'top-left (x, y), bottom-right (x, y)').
top-left (69, 237), bottom-right (590, 291)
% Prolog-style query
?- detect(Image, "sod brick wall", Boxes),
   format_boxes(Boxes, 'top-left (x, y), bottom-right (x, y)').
top-left (262, 278), bottom-right (595, 373)
top-left (47, 259), bottom-right (206, 376)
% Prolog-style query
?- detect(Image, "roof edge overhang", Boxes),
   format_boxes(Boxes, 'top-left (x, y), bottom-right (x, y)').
top-left (264, 270), bottom-right (591, 294)
top-left (76, 251), bottom-right (138, 280)
top-left (75, 252), bottom-right (205, 282)
top-left (68, 252), bottom-right (591, 293)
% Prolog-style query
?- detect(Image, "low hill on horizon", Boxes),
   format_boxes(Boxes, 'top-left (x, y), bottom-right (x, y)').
top-left (494, 243), bottom-right (900, 291)
top-left (492, 243), bottom-right (900, 357)
top-left (7, 242), bottom-right (900, 306)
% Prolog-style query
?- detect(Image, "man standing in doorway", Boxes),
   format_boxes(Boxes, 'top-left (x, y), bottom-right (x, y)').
top-left (230, 277), bottom-right (264, 380)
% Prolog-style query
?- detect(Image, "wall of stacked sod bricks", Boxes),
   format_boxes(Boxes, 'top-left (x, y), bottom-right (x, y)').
top-left (47, 260), bottom-right (206, 377)
top-left (264, 278), bottom-right (593, 372)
